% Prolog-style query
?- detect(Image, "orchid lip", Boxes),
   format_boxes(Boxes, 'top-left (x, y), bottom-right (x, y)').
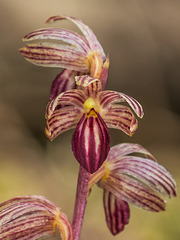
top-left (72, 113), bottom-right (110, 173)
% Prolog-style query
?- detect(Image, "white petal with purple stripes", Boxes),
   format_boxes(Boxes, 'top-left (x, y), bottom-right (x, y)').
top-left (19, 42), bottom-right (88, 72)
top-left (23, 28), bottom-right (90, 53)
top-left (46, 15), bottom-right (106, 60)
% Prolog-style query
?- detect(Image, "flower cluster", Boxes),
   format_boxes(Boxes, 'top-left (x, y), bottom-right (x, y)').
top-left (20, 15), bottom-right (143, 173)
top-left (88, 143), bottom-right (176, 235)
top-left (45, 75), bottom-right (143, 173)
top-left (19, 15), bottom-right (109, 100)
top-left (0, 15), bottom-right (176, 240)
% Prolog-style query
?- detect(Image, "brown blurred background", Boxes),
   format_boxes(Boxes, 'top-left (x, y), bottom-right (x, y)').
top-left (0, 0), bottom-right (180, 239)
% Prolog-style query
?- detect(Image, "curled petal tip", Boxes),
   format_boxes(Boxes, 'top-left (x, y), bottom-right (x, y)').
top-left (139, 110), bottom-right (144, 119)
top-left (44, 127), bottom-right (53, 141)
top-left (130, 117), bottom-right (138, 135)
top-left (45, 15), bottom-right (65, 24)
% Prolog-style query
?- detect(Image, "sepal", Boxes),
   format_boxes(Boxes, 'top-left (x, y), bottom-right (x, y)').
top-left (46, 15), bottom-right (106, 60)
top-left (19, 43), bottom-right (88, 72)
top-left (0, 195), bottom-right (72, 240)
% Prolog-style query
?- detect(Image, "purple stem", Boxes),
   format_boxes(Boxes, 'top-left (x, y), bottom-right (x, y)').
top-left (72, 166), bottom-right (90, 240)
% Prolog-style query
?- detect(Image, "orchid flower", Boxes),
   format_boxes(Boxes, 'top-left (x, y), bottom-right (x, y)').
top-left (45, 75), bottom-right (144, 173)
top-left (0, 195), bottom-right (72, 240)
top-left (88, 143), bottom-right (177, 235)
top-left (19, 15), bottom-right (109, 100)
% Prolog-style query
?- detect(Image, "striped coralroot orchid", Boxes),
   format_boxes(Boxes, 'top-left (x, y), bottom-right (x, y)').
top-left (19, 15), bottom-right (109, 100)
top-left (0, 195), bottom-right (72, 240)
top-left (88, 143), bottom-right (177, 235)
top-left (45, 76), bottom-right (143, 173)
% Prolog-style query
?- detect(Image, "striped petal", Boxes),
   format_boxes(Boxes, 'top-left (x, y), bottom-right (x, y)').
top-left (19, 43), bottom-right (88, 72)
top-left (99, 91), bottom-right (144, 118)
top-left (75, 75), bottom-right (102, 97)
top-left (46, 15), bottom-right (106, 60)
top-left (72, 113), bottom-right (110, 173)
top-left (46, 89), bottom-right (86, 118)
top-left (99, 174), bottom-right (166, 212)
top-left (49, 69), bottom-right (80, 100)
top-left (75, 75), bottom-right (100, 87)
top-left (0, 195), bottom-right (72, 240)
top-left (107, 143), bottom-right (156, 162)
top-left (103, 190), bottom-right (130, 235)
top-left (102, 104), bottom-right (138, 136)
top-left (45, 106), bottom-right (82, 141)
top-left (109, 156), bottom-right (177, 198)
top-left (97, 143), bottom-right (177, 212)
top-left (23, 28), bottom-right (90, 53)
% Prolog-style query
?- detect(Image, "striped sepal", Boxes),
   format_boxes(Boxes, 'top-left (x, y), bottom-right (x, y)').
top-left (100, 174), bottom-right (166, 212)
top-left (110, 156), bottom-right (177, 198)
top-left (19, 43), bottom-right (88, 72)
top-left (72, 113), bottom-right (110, 173)
top-left (45, 106), bottom-right (82, 141)
top-left (99, 90), bottom-right (144, 118)
top-left (107, 143), bottom-right (156, 162)
top-left (0, 195), bottom-right (72, 240)
top-left (102, 104), bottom-right (138, 136)
top-left (46, 15), bottom-right (106, 60)
top-left (46, 89), bottom-right (85, 118)
top-left (23, 28), bottom-right (90, 53)
top-left (50, 69), bottom-right (80, 100)
top-left (103, 190), bottom-right (130, 235)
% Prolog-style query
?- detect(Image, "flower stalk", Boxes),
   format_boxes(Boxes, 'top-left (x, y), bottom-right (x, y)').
top-left (72, 166), bottom-right (90, 240)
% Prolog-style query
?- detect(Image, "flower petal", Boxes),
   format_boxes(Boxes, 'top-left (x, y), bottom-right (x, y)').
top-left (19, 42), bottom-right (88, 72)
top-left (102, 104), bottom-right (138, 136)
top-left (75, 75), bottom-right (102, 97)
top-left (107, 143), bottom-right (156, 162)
top-left (109, 156), bottom-right (177, 198)
top-left (46, 89), bottom-right (86, 118)
top-left (99, 174), bottom-right (166, 212)
top-left (75, 75), bottom-right (100, 87)
top-left (46, 15), bottom-right (106, 60)
top-left (103, 190), bottom-right (130, 235)
top-left (72, 113), bottom-right (110, 173)
top-left (0, 195), bottom-right (72, 240)
top-left (99, 91), bottom-right (144, 118)
top-left (49, 69), bottom-right (80, 100)
top-left (23, 28), bottom-right (90, 53)
top-left (45, 106), bottom-right (82, 141)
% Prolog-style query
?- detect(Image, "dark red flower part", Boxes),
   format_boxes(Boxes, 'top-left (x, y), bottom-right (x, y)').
top-left (72, 113), bottom-right (110, 173)
top-left (103, 190), bottom-right (130, 235)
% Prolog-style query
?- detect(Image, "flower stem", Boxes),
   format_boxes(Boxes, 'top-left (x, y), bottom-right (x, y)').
top-left (72, 166), bottom-right (90, 240)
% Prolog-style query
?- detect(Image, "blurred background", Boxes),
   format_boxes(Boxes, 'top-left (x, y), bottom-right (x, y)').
top-left (0, 0), bottom-right (179, 239)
